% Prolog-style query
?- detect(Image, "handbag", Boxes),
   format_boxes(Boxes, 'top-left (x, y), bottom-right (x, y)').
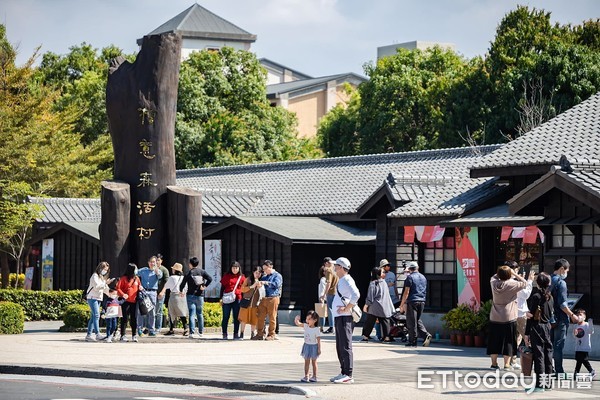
top-left (240, 286), bottom-right (257, 309)
top-left (137, 290), bottom-right (154, 315)
top-left (337, 287), bottom-right (362, 323)
top-left (314, 302), bottom-right (327, 318)
top-left (223, 275), bottom-right (242, 304)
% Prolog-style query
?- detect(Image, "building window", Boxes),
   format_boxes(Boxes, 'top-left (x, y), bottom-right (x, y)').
top-left (582, 224), bottom-right (600, 248)
top-left (423, 237), bottom-right (455, 274)
top-left (551, 225), bottom-right (575, 248)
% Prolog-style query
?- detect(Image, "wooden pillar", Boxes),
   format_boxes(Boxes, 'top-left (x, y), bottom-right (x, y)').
top-left (167, 186), bottom-right (203, 269)
top-left (100, 181), bottom-right (131, 275)
top-left (105, 33), bottom-right (182, 267)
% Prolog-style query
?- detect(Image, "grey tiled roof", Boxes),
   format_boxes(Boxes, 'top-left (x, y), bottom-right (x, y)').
top-left (471, 93), bottom-right (600, 172)
top-left (176, 145), bottom-right (502, 217)
top-left (145, 4), bottom-right (256, 42)
top-left (230, 216), bottom-right (375, 242)
top-left (440, 204), bottom-right (544, 227)
top-left (387, 175), bottom-right (505, 218)
top-left (266, 73), bottom-right (367, 97)
top-left (509, 158), bottom-right (600, 206)
top-left (29, 197), bottom-right (100, 223)
top-left (31, 189), bottom-right (264, 223)
top-left (259, 58), bottom-right (313, 80)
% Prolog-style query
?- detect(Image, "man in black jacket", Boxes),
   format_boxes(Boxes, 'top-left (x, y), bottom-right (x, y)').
top-left (180, 256), bottom-right (212, 338)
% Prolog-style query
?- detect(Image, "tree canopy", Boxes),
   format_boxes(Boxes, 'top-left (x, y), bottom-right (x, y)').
top-left (175, 47), bottom-right (321, 168)
top-left (318, 6), bottom-right (600, 156)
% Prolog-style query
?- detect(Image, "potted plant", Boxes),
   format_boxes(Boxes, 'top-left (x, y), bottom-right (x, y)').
top-left (474, 300), bottom-right (492, 347)
top-left (443, 304), bottom-right (474, 346)
top-left (441, 307), bottom-right (459, 345)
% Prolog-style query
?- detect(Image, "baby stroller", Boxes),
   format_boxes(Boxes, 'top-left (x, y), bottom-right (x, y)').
top-left (389, 311), bottom-right (409, 342)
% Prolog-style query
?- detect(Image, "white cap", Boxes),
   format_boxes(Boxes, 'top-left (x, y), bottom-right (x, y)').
top-left (335, 257), bottom-right (351, 270)
top-left (407, 261), bottom-right (419, 270)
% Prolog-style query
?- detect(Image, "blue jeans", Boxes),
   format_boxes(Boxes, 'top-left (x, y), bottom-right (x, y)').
top-left (222, 300), bottom-right (240, 338)
top-left (105, 317), bottom-right (118, 337)
top-left (187, 295), bottom-right (204, 334)
top-left (326, 294), bottom-right (335, 328)
top-left (87, 299), bottom-right (100, 335)
top-left (154, 295), bottom-right (165, 331)
top-left (552, 320), bottom-right (568, 373)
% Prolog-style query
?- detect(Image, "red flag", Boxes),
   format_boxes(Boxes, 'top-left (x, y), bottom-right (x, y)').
top-left (523, 226), bottom-right (539, 244)
top-left (404, 226), bottom-right (415, 243)
top-left (500, 226), bottom-right (512, 242)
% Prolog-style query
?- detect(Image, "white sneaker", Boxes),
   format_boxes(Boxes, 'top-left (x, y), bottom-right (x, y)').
top-left (106, 336), bottom-right (112, 343)
top-left (189, 333), bottom-right (199, 339)
top-left (96, 334), bottom-right (104, 341)
top-left (119, 335), bottom-right (128, 342)
top-left (84, 334), bottom-right (96, 342)
top-left (132, 335), bottom-right (138, 342)
top-left (330, 374), bottom-right (345, 382)
top-left (512, 362), bottom-right (521, 370)
top-left (334, 375), bottom-right (354, 384)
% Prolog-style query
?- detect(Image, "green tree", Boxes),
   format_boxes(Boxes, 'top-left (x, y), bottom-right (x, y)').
top-left (486, 7), bottom-right (600, 140)
top-left (357, 46), bottom-right (469, 154)
top-left (0, 181), bottom-right (43, 288)
top-left (176, 47), bottom-right (321, 168)
top-left (36, 44), bottom-right (127, 145)
top-left (0, 25), bottom-right (111, 197)
top-left (317, 83), bottom-right (361, 157)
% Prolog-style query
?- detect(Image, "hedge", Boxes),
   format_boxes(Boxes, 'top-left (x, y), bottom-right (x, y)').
top-left (62, 304), bottom-right (90, 330)
top-left (0, 289), bottom-right (83, 321)
top-left (0, 301), bottom-right (25, 334)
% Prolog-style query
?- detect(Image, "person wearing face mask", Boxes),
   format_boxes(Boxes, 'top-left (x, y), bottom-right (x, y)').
top-left (85, 261), bottom-right (115, 342)
top-left (116, 263), bottom-right (142, 342)
top-left (550, 258), bottom-right (579, 374)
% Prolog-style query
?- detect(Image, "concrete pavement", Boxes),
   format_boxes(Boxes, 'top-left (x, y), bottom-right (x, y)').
top-left (0, 321), bottom-right (598, 399)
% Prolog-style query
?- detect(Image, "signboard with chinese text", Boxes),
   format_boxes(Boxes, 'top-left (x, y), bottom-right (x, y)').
top-left (455, 227), bottom-right (480, 310)
top-left (203, 240), bottom-right (222, 299)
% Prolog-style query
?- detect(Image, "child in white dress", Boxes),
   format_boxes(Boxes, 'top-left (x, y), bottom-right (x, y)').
top-left (294, 311), bottom-right (321, 382)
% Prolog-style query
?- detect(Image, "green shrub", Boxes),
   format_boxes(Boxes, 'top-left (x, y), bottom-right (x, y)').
top-left (203, 301), bottom-right (222, 327)
top-left (0, 289), bottom-right (83, 321)
top-left (62, 304), bottom-right (90, 330)
top-left (0, 273), bottom-right (26, 289)
top-left (0, 301), bottom-right (25, 334)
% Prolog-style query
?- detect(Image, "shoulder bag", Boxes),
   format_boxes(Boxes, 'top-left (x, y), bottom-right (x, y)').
top-left (223, 275), bottom-right (242, 304)
top-left (337, 287), bottom-right (362, 323)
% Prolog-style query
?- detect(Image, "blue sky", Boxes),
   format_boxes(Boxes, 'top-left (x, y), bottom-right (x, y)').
top-left (3, 0), bottom-right (599, 77)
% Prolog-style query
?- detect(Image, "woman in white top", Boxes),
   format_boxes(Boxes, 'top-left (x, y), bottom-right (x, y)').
top-left (85, 261), bottom-right (114, 341)
top-left (510, 262), bottom-right (535, 368)
top-left (160, 263), bottom-right (189, 336)
top-left (317, 265), bottom-right (328, 331)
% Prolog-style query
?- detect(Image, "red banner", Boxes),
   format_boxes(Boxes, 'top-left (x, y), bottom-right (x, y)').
top-left (523, 226), bottom-right (539, 244)
top-left (404, 226), bottom-right (415, 243)
top-left (500, 226), bottom-right (512, 242)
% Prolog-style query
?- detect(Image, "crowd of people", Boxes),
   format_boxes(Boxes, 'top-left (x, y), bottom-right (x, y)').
top-left (487, 258), bottom-right (595, 393)
top-left (86, 253), bottom-right (594, 388)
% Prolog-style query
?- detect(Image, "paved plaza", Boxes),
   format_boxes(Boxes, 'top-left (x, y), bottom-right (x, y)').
top-left (0, 321), bottom-right (598, 399)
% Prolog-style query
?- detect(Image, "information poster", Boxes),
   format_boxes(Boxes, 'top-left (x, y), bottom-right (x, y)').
top-left (24, 267), bottom-right (34, 290)
top-left (203, 240), bottom-right (222, 299)
top-left (455, 227), bottom-right (480, 310)
top-left (41, 239), bottom-right (54, 291)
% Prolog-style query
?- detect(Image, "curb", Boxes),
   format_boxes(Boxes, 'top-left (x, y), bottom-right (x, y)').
top-left (0, 365), bottom-right (305, 395)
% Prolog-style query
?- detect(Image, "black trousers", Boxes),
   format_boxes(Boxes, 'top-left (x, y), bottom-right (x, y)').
top-left (120, 301), bottom-right (137, 337)
top-left (406, 301), bottom-right (429, 344)
top-left (530, 322), bottom-right (553, 388)
top-left (575, 351), bottom-right (593, 374)
top-left (362, 313), bottom-right (390, 340)
top-left (335, 315), bottom-right (354, 377)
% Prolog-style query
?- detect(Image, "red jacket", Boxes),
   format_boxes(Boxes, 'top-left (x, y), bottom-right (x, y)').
top-left (116, 276), bottom-right (141, 304)
top-left (220, 273), bottom-right (245, 300)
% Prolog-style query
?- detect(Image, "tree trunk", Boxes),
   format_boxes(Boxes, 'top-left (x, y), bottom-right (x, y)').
top-left (167, 186), bottom-right (203, 271)
top-left (105, 33), bottom-right (182, 267)
top-left (100, 181), bottom-right (131, 275)
top-left (0, 251), bottom-right (8, 288)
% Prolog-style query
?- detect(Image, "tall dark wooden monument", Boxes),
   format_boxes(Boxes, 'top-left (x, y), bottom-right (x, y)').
top-left (102, 33), bottom-right (202, 272)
